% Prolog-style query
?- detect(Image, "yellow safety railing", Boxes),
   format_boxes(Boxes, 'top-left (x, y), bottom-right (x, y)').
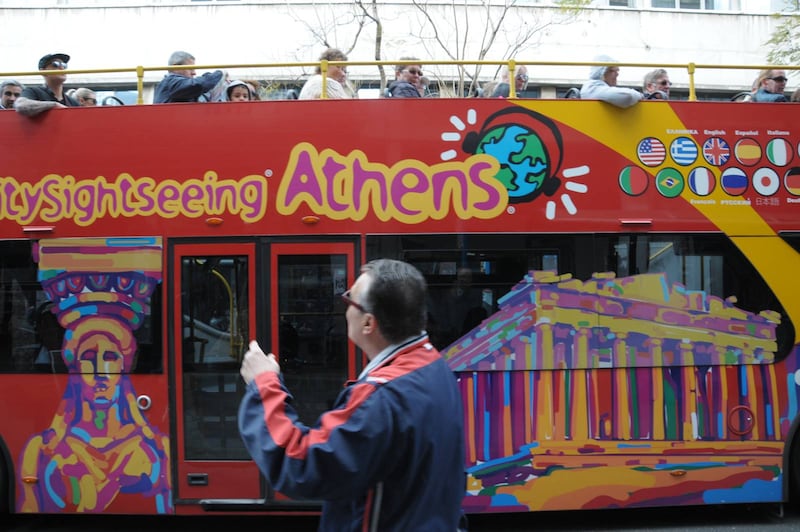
top-left (2, 59), bottom-right (797, 103)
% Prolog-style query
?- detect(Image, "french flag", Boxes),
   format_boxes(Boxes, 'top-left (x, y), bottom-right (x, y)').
top-left (688, 167), bottom-right (715, 196)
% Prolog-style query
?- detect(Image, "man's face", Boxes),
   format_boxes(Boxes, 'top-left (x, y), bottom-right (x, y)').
top-left (344, 273), bottom-right (371, 349)
top-left (1, 85), bottom-right (21, 108)
top-left (399, 65), bottom-right (423, 84)
top-left (514, 68), bottom-right (528, 91)
top-left (176, 58), bottom-right (197, 78)
top-left (648, 76), bottom-right (671, 97)
top-left (42, 59), bottom-right (68, 84)
top-left (79, 93), bottom-right (97, 106)
top-left (603, 67), bottom-right (620, 87)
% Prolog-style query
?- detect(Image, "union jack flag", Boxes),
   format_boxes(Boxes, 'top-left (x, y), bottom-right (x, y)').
top-left (702, 137), bottom-right (730, 166)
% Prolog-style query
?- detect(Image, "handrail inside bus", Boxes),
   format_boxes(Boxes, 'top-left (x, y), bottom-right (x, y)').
top-left (2, 59), bottom-right (797, 104)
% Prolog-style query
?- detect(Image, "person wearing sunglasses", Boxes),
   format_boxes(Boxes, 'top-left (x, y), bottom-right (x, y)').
top-left (239, 259), bottom-right (466, 531)
top-left (751, 68), bottom-right (789, 102)
top-left (74, 87), bottom-right (97, 107)
top-left (580, 54), bottom-right (643, 109)
top-left (15, 52), bottom-right (79, 117)
top-left (0, 79), bottom-right (24, 110)
top-left (491, 64), bottom-right (529, 98)
top-left (387, 57), bottom-right (424, 98)
top-left (643, 68), bottom-right (671, 100)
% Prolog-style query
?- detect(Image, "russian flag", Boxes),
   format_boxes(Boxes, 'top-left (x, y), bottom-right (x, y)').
top-left (753, 168), bottom-right (779, 196)
top-left (721, 167), bottom-right (748, 196)
top-left (688, 167), bottom-right (715, 196)
top-left (785, 167), bottom-right (800, 196)
top-left (766, 138), bottom-right (792, 166)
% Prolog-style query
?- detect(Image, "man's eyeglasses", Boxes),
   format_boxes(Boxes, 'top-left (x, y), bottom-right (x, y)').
top-left (516, 74), bottom-right (529, 82)
top-left (769, 76), bottom-right (788, 83)
top-left (83, 98), bottom-right (97, 104)
top-left (657, 80), bottom-right (672, 87)
top-left (341, 289), bottom-right (368, 313)
top-left (47, 60), bottom-right (68, 69)
top-left (405, 68), bottom-right (423, 76)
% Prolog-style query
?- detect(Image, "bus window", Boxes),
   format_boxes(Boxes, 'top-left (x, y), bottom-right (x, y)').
top-left (181, 255), bottom-right (250, 460)
top-left (276, 254), bottom-right (348, 425)
top-left (0, 240), bottom-right (161, 374)
top-left (368, 233), bottom-right (793, 360)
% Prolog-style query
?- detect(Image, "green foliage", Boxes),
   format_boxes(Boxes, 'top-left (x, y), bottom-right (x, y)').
top-left (555, 0), bottom-right (593, 16)
top-left (765, 7), bottom-right (800, 66)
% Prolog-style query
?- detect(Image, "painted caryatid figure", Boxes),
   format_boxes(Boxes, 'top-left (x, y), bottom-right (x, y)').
top-left (17, 238), bottom-right (171, 513)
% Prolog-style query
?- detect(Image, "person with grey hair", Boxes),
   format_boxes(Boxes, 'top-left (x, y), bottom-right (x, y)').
top-left (73, 87), bottom-right (97, 106)
top-left (239, 258), bottom-right (466, 531)
top-left (643, 68), bottom-right (671, 100)
top-left (153, 50), bottom-right (225, 104)
top-left (580, 54), bottom-right (643, 108)
top-left (1, 79), bottom-right (23, 110)
top-left (387, 57), bottom-right (423, 97)
top-left (491, 64), bottom-right (529, 98)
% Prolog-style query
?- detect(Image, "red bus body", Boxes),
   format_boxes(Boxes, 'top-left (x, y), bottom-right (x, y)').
top-left (0, 98), bottom-right (799, 515)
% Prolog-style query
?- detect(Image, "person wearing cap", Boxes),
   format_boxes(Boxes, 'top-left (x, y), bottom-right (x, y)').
top-left (153, 50), bottom-right (225, 104)
top-left (0, 79), bottom-right (23, 110)
top-left (580, 54), bottom-right (643, 108)
top-left (14, 53), bottom-right (78, 116)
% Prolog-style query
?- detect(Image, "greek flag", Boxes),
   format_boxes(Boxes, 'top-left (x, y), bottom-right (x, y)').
top-left (670, 137), bottom-right (698, 166)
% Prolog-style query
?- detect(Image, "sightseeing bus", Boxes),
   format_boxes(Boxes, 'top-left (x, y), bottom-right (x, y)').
top-left (0, 84), bottom-right (799, 517)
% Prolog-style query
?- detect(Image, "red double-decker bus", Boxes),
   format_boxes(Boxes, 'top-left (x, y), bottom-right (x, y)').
top-left (0, 91), bottom-right (799, 517)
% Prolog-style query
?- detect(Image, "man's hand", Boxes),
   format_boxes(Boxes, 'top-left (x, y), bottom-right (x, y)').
top-left (240, 340), bottom-right (280, 385)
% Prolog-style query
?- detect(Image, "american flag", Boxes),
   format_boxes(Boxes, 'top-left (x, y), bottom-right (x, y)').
top-left (637, 137), bottom-right (666, 166)
top-left (702, 137), bottom-right (730, 166)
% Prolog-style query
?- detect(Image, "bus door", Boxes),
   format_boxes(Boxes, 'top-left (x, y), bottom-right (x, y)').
top-left (264, 241), bottom-right (359, 503)
top-left (171, 241), bottom-right (258, 505)
top-left (171, 239), bottom-right (358, 508)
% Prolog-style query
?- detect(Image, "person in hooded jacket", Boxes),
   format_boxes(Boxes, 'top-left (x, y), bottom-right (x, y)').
top-left (580, 54), bottom-right (643, 108)
top-left (224, 80), bottom-right (257, 102)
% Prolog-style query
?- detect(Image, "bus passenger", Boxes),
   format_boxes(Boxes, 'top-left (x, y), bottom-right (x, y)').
top-left (298, 48), bottom-right (354, 100)
top-left (580, 54), bottom-right (643, 108)
top-left (792, 87), bottom-right (800, 102)
top-left (388, 57), bottom-right (424, 98)
top-left (14, 53), bottom-right (79, 116)
top-left (153, 50), bottom-right (226, 104)
top-left (225, 80), bottom-right (256, 102)
top-left (643, 68), bottom-right (671, 100)
top-left (239, 259), bottom-right (466, 531)
top-left (0, 79), bottom-right (23, 110)
top-left (751, 69), bottom-right (788, 102)
top-left (491, 64), bottom-right (529, 98)
top-left (73, 87), bottom-right (97, 106)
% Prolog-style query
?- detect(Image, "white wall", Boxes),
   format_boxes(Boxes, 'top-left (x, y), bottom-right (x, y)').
top-left (0, 3), bottom-right (782, 93)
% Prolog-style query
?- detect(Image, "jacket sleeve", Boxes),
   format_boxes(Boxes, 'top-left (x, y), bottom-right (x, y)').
top-left (580, 81), bottom-right (643, 108)
top-left (162, 71), bottom-right (224, 102)
top-left (238, 372), bottom-right (396, 500)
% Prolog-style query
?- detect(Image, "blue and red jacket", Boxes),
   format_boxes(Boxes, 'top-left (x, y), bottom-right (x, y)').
top-left (238, 334), bottom-right (466, 531)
